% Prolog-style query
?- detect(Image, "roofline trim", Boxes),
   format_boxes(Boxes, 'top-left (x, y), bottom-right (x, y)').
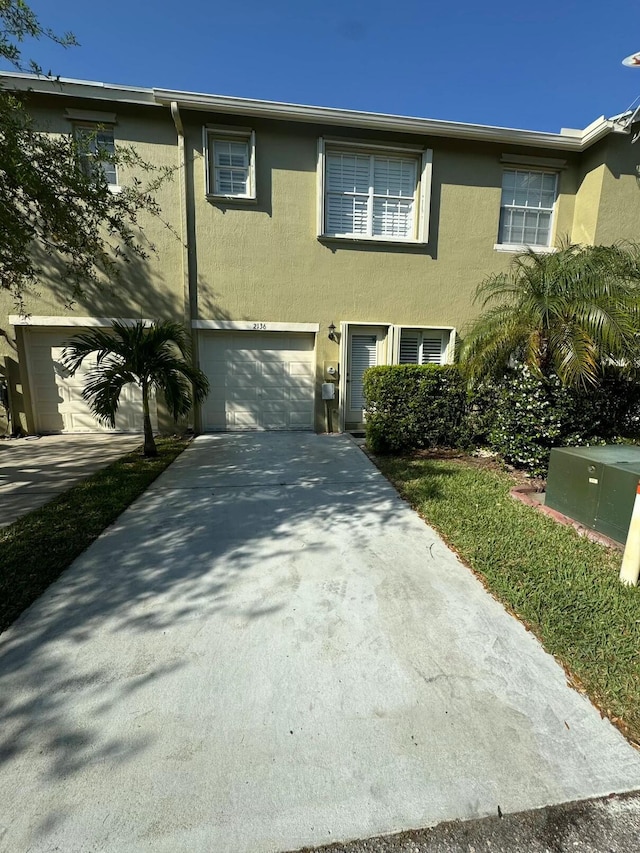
top-left (0, 71), bottom-right (622, 151)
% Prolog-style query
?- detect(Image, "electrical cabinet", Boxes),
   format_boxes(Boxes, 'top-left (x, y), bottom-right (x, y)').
top-left (545, 446), bottom-right (640, 544)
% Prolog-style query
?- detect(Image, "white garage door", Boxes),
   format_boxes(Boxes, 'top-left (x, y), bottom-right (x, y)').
top-left (199, 331), bottom-right (316, 431)
top-left (25, 329), bottom-right (157, 434)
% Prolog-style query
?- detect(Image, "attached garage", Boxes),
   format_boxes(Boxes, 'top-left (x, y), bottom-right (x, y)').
top-left (23, 327), bottom-right (156, 434)
top-left (198, 330), bottom-right (316, 431)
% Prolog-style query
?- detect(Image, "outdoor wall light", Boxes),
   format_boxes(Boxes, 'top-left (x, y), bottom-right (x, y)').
top-left (328, 322), bottom-right (337, 341)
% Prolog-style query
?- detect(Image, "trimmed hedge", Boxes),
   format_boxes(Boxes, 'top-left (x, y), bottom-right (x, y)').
top-left (363, 364), bottom-right (468, 454)
top-left (473, 366), bottom-right (640, 476)
top-left (364, 363), bottom-right (640, 475)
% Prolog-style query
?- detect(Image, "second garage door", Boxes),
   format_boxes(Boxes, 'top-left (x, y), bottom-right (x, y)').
top-left (199, 331), bottom-right (315, 431)
top-left (25, 328), bottom-right (157, 434)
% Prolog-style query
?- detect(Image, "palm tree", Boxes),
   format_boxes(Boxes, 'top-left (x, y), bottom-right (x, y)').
top-left (62, 320), bottom-right (209, 457)
top-left (460, 242), bottom-right (640, 388)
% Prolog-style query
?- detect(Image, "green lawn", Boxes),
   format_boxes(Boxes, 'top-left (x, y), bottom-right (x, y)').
top-left (375, 452), bottom-right (640, 746)
top-left (0, 436), bottom-right (188, 634)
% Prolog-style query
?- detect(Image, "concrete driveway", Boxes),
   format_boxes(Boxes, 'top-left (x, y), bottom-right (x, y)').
top-left (1, 433), bottom-right (640, 853)
top-left (0, 434), bottom-right (141, 527)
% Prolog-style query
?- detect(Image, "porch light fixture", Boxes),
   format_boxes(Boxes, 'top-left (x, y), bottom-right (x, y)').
top-left (328, 322), bottom-right (336, 341)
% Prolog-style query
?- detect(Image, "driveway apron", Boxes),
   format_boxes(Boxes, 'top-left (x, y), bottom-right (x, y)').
top-left (1, 433), bottom-right (640, 853)
top-left (0, 434), bottom-right (141, 527)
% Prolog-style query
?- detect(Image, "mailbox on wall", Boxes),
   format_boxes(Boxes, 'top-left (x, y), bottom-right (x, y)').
top-left (546, 446), bottom-right (640, 544)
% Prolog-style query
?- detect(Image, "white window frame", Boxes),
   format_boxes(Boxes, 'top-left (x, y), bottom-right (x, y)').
top-left (204, 126), bottom-right (256, 201)
top-left (74, 123), bottom-right (119, 191)
top-left (391, 325), bottom-right (456, 365)
top-left (317, 138), bottom-right (432, 244)
top-left (495, 167), bottom-right (558, 252)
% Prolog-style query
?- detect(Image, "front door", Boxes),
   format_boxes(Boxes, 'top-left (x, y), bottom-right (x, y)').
top-left (345, 326), bottom-right (386, 428)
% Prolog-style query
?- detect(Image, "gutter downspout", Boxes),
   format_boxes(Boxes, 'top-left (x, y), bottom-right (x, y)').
top-left (170, 101), bottom-right (191, 325)
top-left (170, 101), bottom-right (201, 432)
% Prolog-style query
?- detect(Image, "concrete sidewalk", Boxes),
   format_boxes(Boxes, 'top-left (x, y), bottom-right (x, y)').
top-left (1, 433), bottom-right (640, 853)
top-left (0, 434), bottom-right (141, 527)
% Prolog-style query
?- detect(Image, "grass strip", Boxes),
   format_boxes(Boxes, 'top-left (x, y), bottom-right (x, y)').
top-left (0, 436), bottom-right (188, 634)
top-left (375, 453), bottom-right (640, 745)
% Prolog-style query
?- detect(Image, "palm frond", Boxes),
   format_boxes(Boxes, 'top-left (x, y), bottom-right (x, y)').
top-left (62, 320), bottom-right (209, 429)
top-left (463, 242), bottom-right (640, 388)
top-left (81, 361), bottom-right (135, 426)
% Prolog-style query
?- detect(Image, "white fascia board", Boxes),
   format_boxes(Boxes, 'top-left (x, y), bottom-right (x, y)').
top-left (193, 320), bottom-right (319, 333)
top-left (581, 117), bottom-right (619, 146)
top-left (153, 88), bottom-right (611, 152)
top-left (0, 72), bottom-right (617, 151)
top-left (0, 71), bottom-right (157, 107)
top-left (10, 315), bottom-right (154, 327)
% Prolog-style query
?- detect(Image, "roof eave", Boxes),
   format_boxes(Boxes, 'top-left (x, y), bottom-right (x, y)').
top-left (0, 71), bottom-right (157, 107)
top-left (0, 72), bottom-right (619, 151)
top-left (153, 88), bottom-right (601, 151)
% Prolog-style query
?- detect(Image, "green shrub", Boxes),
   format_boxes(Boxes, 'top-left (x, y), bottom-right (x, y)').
top-left (363, 362), bottom-right (640, 475)
top-left (475, 366), bottom-right (640, 476)
top-left (363, 364), bottom-right (467, 454)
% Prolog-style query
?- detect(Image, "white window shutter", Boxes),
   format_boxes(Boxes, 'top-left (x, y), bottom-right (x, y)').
top-left (417, 149), bottom-right (433, 244)
top-left (421, 332), bottom-right (445, 364)
top-left (249, 130), bottom-right (256, 199)
top-left (349, 335), bottom-right (377, 410)
top-left (317, 138), bottom-right (325, 236)
top-left (399, 332), bottom-right (420, 363)
top-left (203, 125), bottom-right (210, 196)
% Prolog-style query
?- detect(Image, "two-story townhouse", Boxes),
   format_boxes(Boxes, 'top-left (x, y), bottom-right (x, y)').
top-left (2, 72), bottom-right (640, 437)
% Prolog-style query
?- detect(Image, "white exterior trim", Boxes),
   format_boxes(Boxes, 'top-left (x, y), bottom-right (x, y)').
top-left (493, 244), bottom-right (559, 254)
top-left (316, 138), bottom-right (325, 237)
top-left (193, 320), bottom-right (319, 333)
top-left (339, 321), bottom-right (394, 431)
top-left (204, 127), bottom-right (257, 201)
top-left (0, 72), bottom-right (621, 153)
top-left (64, 108), bottom-right (117, 124)
top-left (153, 87), bottom-right (619, 152)
top-left (418, 149), bottom-right (433, 243)
top-left (500, 153), bottom-right (568, 169)
top-left (318, 140), bottom-right (431, 244)
top-left (391, 325), bottom-right (457, 364)
top-left (321, 137), bottom-right (425, 154)
top-left (10, 315), bottom-right (154, 327)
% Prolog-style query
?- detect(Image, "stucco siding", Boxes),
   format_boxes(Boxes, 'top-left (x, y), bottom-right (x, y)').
top-left (0, 95), bottom-right (184, 433)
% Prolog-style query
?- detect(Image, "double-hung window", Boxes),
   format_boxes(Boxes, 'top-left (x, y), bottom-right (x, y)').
top-left (75, 125), bottom-right (118, 188)
top-left (318, 141), bottom-right (432, 243)
top-left (498, 169), bottom-right (557, 248)
top-left (398, 329), bottom-right (449, 365)
top-left (205, 128), bottom-right (256, 200)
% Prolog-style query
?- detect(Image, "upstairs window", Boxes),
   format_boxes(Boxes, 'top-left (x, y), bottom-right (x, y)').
top-left (498, 169), bottom-right (557, 248)
top-left (318, 141), bottom-right (432, 243)
top-left (399, 329), bottom-right (448, 364)
top-left (75, 126), bottom-right (118, 187)
top-left (205, 128), bottom-right (256, 200)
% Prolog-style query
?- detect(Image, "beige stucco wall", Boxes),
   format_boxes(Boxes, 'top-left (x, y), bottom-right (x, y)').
top-left (593, 134), bottom-right (640, 244)
top-left (186, 116), bottom-right (581, 428)
top-left (571, 148), bottom-right (605, 245)
top-left (571, 133), bottom-right (640, 246)
top-left (5, 89), bottom-right (635, 435)
top-left (0, 95), bottom-right (184, 433)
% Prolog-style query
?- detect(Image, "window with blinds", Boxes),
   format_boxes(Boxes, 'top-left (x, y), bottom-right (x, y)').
top-left (399, 330), bottom-right (445, 364)
top-left (325, 151), bottom-right (418, 239)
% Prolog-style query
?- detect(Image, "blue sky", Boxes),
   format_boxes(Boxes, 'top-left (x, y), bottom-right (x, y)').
top-left (7, 0), bottom-right (640, 132)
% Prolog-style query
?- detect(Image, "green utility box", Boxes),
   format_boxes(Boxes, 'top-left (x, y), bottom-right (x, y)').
top-left (546, 446), bottom-right (640, 544)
